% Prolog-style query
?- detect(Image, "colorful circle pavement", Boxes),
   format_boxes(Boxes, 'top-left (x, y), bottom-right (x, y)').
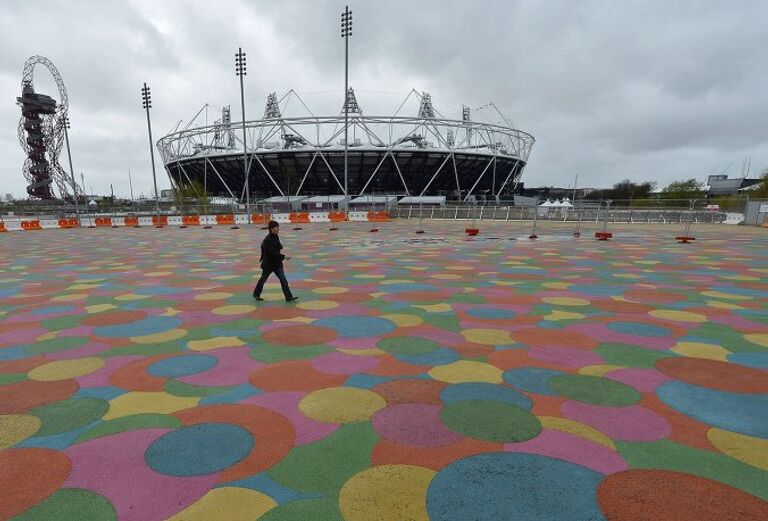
top-left (1, 221), bottom-right (767, 520)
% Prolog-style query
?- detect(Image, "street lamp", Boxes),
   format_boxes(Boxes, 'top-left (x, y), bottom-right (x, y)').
top-left (141, 82), bottom-right (161, 219)
top-left (61, 115), bottom-right (81, 222)
top-left (235, 47), bottom-right (250, 215)
top-left (341, 6), bottom-right (353, 211)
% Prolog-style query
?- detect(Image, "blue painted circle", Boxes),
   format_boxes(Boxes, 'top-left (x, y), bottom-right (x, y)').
top-left (502, 367), bottom-right (565, 396)
top-left (657, 381), bottom-right (768, 438)
top-left (727, 352), bottom-right (768, 370)
top-left (313, 316), bottom-right (396, 338)
top-left (426, 453), bottom-right (605, 520)
top-left (145, 423), bottom-right (254, 477)
top-left (94, 316), bottom-right (182, 338)
top-left (147, 354), bottom-right (218, 378)
top-left (397, 347), bottom-right (460, 366)
top-left (441, 382), bottom-right (532, 410)
top-left (467, 308), bottom-right (516, 320)
top-left (607, 321), bottom-right (671, 338)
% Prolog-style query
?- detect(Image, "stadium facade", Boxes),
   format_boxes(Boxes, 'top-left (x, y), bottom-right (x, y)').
top-left (157, 90), bottom-right (535, 201)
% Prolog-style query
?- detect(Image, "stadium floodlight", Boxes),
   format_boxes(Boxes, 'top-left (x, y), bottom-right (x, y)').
top-left (60, 115), bottom-right (81, 220)
top-left (341, 6), bottom-right (353, 210)
top-left (235, 47), bottom-right (250, 215)
top-left (141, 82), bottom-right (161, 216)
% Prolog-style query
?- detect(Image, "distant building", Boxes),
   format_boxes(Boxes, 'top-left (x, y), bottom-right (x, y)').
top-left (160, 189), bottom-right (174, 198)
top-left (4, 193), bottom-right (13, 202)
top-left (707, 175), bottom-right (761, 197)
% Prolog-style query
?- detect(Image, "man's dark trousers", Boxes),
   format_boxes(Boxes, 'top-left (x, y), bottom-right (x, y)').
top-left (253, 265), bottom-right (294, 300)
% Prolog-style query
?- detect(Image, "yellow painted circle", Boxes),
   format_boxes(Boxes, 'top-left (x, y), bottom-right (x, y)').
top-left (28, 357), bottom-right (105, 381)
top-left (460, 328), bottom-right (513, 346)
top-left (297, 300), bottom-right (340, 311)
top-left (428, 360), bottom-right (503, 384)
top-left (431, 273), bottom-right (462, 280)
top-left (648, 310), bottom-right (707, 323)
top-left (188, 336), bottom-right (245, 351)
top-left (542, 282), bottom-right (571, 290)
top-left (672, 342), bottom-right (730, 361)
top-left (0, 414), bottom-right (42, 448)
top-left (381, 314), bottom-right (423, 327)
top-left (168, 487), bottom-right (277, 521)
top-left (145, 271), bottom-right (173, 277)
top-left (131, 329), bottom-right (188, 344)
top-left (312, 286), bottom-right (349, 295)
top-left (51, 293), bottom-right (88, 302)
top-left (707, 428), bottom-right (768, 471)
top-left (340, 465), bottom-right (435, 521)
top-left (212, 304), bottom-right (256, 315)
top-left (354, 274), bottom-right (385, 279)
top-left (744, 334), bottom-right (768, 348)
top-left (701, 290), bottom-right (752, 301)
top-left (194, 292), bottom-right (233, 301)
top-left (104, 392), bottom-right (199, 420)
top-left (542, 296), bottom-right (591, 307)
top-left (299, 387), bottom-right (386, 423)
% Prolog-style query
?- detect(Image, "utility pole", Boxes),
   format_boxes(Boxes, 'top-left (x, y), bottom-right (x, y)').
top-left (341, 6), bottom-right (353, 212)
top-left (235, 47), bottom-right (250, 214)
top-left (141, 82), bottom-right (161, 217)
top-left (61, 116), bottom-right (81, 221)
top-left (128, 168), bottom-right (136, 212)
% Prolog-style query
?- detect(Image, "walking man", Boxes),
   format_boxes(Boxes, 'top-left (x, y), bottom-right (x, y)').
top-left (253, 221), bottom-right (298, 302)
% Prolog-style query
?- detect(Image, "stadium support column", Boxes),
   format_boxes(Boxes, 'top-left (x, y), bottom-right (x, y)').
top-left (236, 47), bottom-right (249, 215)
top-left (141, 83), bottom-right (161, 217)
top-left (341, 6), bottom-right (353, 212)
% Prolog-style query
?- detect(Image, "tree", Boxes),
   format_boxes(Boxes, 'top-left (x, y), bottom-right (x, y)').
top-left (751, 169), bottom-right (768, 199)
top-left (584, 179), bottom-right (656, 204)
top-left (660, 178), bottom-right (706, 202)
top-left (172, 179), bottom-right (208, 210)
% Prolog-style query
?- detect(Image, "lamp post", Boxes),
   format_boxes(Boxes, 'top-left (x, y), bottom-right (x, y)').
top-left (341, 6), bottom-right (353, 212)
top-left (61, 115), bottom-right (81, 223)
top-left (141, 82), bottom-right (161, 218)
top-left (235, 47), bottom-right (250, 215)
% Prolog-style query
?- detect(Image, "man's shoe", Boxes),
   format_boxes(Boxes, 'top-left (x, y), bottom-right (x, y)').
top-left (253, 295), bottom-right (264, 301)
top-left (286, 296), bottom-right (299, 302)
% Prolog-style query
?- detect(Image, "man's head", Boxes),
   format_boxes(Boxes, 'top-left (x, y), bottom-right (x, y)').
top-left (268, 220), bottom-right (280, 234)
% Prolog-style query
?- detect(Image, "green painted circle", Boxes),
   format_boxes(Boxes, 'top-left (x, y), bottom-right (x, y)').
top-left (12, 488), bottom-right (117, 520)
top-left (549, 374), bottom-right (641, 406)
top-left (440, 400), bottom-right (542, 442)
top-left (377, 336), bottom-right (441, 357)
top-left (31, 397), bottom-right (110, 437)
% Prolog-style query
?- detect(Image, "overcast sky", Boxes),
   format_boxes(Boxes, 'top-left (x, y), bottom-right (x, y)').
top-left (2, 0), bottom-right (766, 198)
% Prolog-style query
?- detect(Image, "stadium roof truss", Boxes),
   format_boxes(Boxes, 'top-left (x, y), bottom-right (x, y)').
top-left (157, 90), bottom-right (535, 200)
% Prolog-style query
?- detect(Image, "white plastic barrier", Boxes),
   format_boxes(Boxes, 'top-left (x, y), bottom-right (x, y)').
top-left (200, 215), bottom-right (217, 226)
top-left (112, 217), bottom-right (125, 227)
top-left (3, 221), bottom-right (23, 231)
top-left (309, 212), bottom-right (331, 223)
top-left (273, 213), bottom-right (291, 224)
top-left (168, 216), bottom-right (184, 226)
top-left (40, 219), bottom-right (60, 229)
top-left (724, 213), bottom-right (745, 225)
top-left (235, 214), bottom-right (250, 225)
top-left (138, 216), bottom-right (154, 227)
top-left (80, 217), bottom-right (96, 227)
top-left (348, 211), bottom-right (369, 222)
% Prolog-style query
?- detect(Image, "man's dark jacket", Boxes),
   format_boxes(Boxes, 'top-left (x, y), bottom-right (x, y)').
top-left (260, 233), bottom-right (285, 270)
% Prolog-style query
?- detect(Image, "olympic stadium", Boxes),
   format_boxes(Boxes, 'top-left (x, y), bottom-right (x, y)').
top-left (157, 90), bottom-right (535, 201)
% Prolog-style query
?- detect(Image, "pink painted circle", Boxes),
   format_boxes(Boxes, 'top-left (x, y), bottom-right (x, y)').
top-left (372, 404), bottom-right (463, 447)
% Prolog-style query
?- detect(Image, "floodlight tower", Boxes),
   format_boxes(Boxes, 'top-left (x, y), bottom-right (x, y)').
top-left (341, 6), bottom-right (353, 209)
top-left (61, 116), bottom-right (81, 218)
top-left (141, 82), bottom-right (161, 215)
top-left (235, 47), bottom-right (250, 214)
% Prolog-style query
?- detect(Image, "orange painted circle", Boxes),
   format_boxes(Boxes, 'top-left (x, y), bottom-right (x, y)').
top-left (81, 310), bottom-right (146, 327)
top-left (655, 357), bottom-right (768, 393)
top-left (0, 448), bottom-right (72, 518)
top-left (597, 469), bottom-right (768, 520)
top-left (262, 325), bottom-right (337, 346)
top-left (250, 307), bottom-right (305, 321)
top-left (373, 379), bottom-right (447, 405)
top-left (592, 300), bottom-right (653, 314)
top-left (249, 360), bottom-right (346, 391)
top-left (510, 328), bottom-right (598, 349)
top-left (624, 290), bottom-right (687, 304)
top-left (0, 379), bottom-right (79, 414)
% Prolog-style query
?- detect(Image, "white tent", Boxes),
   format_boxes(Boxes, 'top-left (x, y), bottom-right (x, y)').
top-left (540, 199), bottom-right (553, 207)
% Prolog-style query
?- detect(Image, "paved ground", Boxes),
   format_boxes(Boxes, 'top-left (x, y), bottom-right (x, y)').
top-left (1, 220), bottom-right (767, 520)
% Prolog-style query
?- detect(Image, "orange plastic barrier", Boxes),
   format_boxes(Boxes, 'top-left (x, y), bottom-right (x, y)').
top-left (368, 211), bottom-right (391, 222)
top-left (152, 215), bottom-right (168, 227)
top-left (215, 214), bottom-right (235, 225)
top-left (289, 212), bottom-right (310, 223)
top-left (21, 220), bottom-right (43, 231)
top-left (95, 217), bottom-right (113, 227)
top-left (0, 223), bottom-right (6, 232)
top-left (125, 217), bottom-right (139, 227)
top-left (182, 215), bottom-right (201, 226)
top-left (251, 213), bottom-right (270, 224)
top-left (329, 211), bottom-right (347, 222)
top-left (58, 218), bottom-right (79, 229)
